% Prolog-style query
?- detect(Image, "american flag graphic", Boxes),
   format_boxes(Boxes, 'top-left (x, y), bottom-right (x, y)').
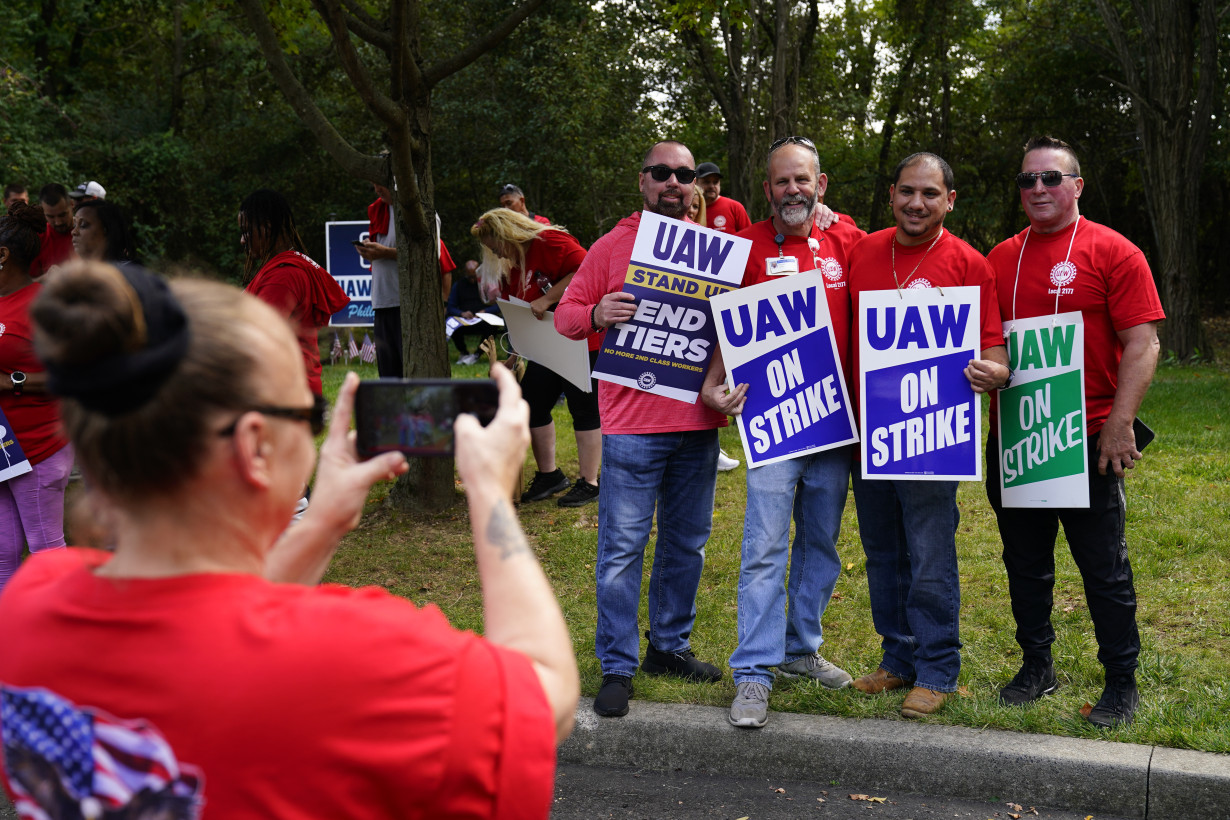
top-left (347, 331), bottom-right (360, 361)
top-left (360, 333), bottom-right (376, 364)
top-left (330, 332), bottom-right (343, 365)
top-left (2, 686), bottom-right (203, 819)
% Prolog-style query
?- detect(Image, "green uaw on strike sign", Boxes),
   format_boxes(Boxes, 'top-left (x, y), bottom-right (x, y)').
top-left (998, 311), bottom-right (1088, 508)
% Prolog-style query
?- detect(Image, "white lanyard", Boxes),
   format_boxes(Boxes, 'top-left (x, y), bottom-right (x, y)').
top-left (1009, 215), bottom-right (1080, 334)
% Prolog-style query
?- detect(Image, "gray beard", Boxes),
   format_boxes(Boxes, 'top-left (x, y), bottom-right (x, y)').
top-left (774, 194), bottom-right (817, 227)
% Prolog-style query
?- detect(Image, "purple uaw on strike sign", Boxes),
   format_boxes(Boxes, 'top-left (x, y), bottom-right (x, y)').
top-left (711, 271), bottom-right (858, 468)
top-left (859, 286), bottom-right (981, 481)
top-left (592, 212), bottom-right (750, 403)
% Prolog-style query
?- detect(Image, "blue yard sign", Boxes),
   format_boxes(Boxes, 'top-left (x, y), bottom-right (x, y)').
top-left (592, 212), bottom-right (750, 403)
top-left (325, 220), bottom-right (375, 327)
top-left (858, 286), bottom-right (982, 481)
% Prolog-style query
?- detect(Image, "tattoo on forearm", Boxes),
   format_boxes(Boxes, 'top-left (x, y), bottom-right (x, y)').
top-left (486, 501), bottom-right (532, 560)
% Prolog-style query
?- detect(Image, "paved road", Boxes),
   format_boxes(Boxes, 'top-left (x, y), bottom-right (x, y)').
top-left (552, 762), bottom-right (1127, 820)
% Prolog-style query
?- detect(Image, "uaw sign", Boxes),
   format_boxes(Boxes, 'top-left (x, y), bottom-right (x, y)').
top-left (325, 220), bottom-right (375, 327)
top-left (711, 271), bottom-right (857, 468)
top-left (593, 212), bottom-right (750, 403)
top-left (859, 286), bottom-right (981, 481)
top-left (998, 311), bottom-right (1088, 507)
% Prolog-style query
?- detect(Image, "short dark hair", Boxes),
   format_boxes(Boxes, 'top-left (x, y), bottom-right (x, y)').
top-left (892, 152), bottom-right (954, 192)
top-left (74, 200), bottom-right (137, 263)
top-left (1023, 135), bottom-right (1081, 176)
top-left (40, 183), bottom-right (69, 207)
top-left (498, 183), bottom-right (524, 198)
top-left (641, 140), bottom-right (692, 168)
top-left (0, 202), bottom-right (46, 270)
top-left (3, 183), bottom-right (27, 200)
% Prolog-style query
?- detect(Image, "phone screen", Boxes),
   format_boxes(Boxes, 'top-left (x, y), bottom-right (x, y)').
top-left (355, 379), bottom-right (498, 458)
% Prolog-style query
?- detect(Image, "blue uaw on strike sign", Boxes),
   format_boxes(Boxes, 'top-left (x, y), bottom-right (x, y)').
top-left (592, 212), bottom-right (750, 403)
top-left (859, 286), bottom-right (981, 481)
top-left (325, 220), bottom-right (375, 327)
top-left (711, 271), bottom-right (857, 468)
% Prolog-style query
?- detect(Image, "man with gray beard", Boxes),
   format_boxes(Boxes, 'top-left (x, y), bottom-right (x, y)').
top-left (701, 137), bottom-right (866, 728)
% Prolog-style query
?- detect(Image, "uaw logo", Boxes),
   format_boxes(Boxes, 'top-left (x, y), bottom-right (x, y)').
top-left (906, 278), bottom-right (933, 290)
top-left (637, 371), bottom-right (658, 390)
top-left (1050, 260), bottom-right (1079, 288)
top-left (818, 257), bottom-right (844, 283)
top-left (0, 322), bottom-right (6, 337)
top-left (714, 216), bottom-right (727, 228)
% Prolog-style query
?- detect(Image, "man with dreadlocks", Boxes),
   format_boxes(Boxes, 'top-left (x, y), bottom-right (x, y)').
top-left (239, 189), bottom-right (349, 397)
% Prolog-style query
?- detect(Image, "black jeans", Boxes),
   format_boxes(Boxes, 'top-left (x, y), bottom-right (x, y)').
top-left (985, 432), bottom-right (1140, 675)
top-left (373, 306), bottom-right (402, 378)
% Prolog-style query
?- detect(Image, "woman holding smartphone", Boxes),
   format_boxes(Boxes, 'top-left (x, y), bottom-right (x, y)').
top-left (0, 260), bottom-right (577, 818)
top-left (472, 208), bottom-right (602, 507)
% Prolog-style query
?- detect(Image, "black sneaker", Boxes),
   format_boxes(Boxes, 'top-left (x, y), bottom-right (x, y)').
top-left (520, 469), bottom-right (570, 503)
top-left (557, 478), bottom-right (599, 507)
top-left (999, 656), bottom-right (1059, 706)
top-left (1086, 673), bottom-right (1139, 728)
top-left (594, 674), bottom-right (633, 717)
top-left (641, 634), bottom-right (722, 683)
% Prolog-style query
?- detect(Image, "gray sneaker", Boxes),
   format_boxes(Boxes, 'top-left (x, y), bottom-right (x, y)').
top-left (776, 652), bottom-right (853, 689)
top-left (728, 681), bottom-right (771, 728)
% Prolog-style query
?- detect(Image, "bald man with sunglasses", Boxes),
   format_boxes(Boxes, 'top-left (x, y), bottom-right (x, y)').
top-left (555, 141), bottom-right (727, 719)
top-left (985, 136), bottom-right (1164, 729)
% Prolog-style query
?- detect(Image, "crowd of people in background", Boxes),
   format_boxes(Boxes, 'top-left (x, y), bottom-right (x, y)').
top-left (0, 128), bottom-right (1164, 818)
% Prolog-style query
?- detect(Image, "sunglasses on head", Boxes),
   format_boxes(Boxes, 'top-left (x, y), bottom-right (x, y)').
top-left (1016, 171), bottom-right (1078, 189)
top-left (642, 165), bottom-right (697, 184)
top-left (218, 394), bottom-right (330, 438)
top-left (769, 135), bottom-right (816, 151)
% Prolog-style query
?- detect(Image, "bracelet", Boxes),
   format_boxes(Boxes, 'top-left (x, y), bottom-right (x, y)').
top-left (1001, 368), bottom-right (1014, 390)
top-left (590, 304), bottom-right (601, 331)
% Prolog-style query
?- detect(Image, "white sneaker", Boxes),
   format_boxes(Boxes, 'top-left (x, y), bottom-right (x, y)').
top-left (728, 681), bottom-right (770, 728)
top-left (717, 449), bottom-right (740, 471)
top-left (458, 353), bottom-right (480, 365)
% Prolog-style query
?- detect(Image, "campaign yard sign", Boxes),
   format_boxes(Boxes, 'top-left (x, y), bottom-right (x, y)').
top-left (593, 212), bottom-right (750, 403)
top-left (998, 312), bottom-right (1088, 507)
top-left (325, 220), bottom-right (374, 327)
top-left (0, 406), bottom-right (32, 483)
top-left (711, 271), bottom-right (857, 468)
top-left (859, 286), bottom-right (981, 481)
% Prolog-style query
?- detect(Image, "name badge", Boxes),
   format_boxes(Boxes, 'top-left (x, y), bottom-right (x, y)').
top-left (765, 256), bottom-right (799, 277)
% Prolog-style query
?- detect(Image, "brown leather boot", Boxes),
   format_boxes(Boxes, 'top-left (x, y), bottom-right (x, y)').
top-left (851, 668), bottom-right (908, 694)
top-left (901, 686), bottom-right (948, 718)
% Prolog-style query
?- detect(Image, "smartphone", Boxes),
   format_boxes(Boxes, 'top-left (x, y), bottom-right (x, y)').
top-left (351, 239), bottom-right (364, 246)
top-left (1133, 417), bottom-right (1155, 452)
top-left (355, 379), bottom-right (498, 458)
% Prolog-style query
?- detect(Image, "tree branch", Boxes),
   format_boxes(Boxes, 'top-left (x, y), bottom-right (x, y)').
top-left (341, 8), bottom-right (391, 52)
top-left (309, 0), bottom-right (403, 127)
top-left (421, 0), bottom-right (548, 89)
top-left (236, 0), bottom-right (383, 182)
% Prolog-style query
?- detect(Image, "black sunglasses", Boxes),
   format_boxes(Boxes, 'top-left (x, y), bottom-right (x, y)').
top-left (770, 135), bottom-right (816, 151)
top-left (641, 165), bottom-right (697, 184)
top-left (499, 184), bottom-right (520, 195)
top-left (218, 394), bottom-right (330, 437)
top-left (1016, 171), bottom-right (1078, 189)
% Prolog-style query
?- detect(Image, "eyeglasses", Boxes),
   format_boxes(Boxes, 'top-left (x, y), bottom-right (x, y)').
top-left (641, 165), bottom-right (697, 184)
top-left (218, 394), bottom-right (329, 437)
top-left (1016, 171), bottom-right (1078, 189)
top-left (770, 136), bottom-right (816, 151)
top-left (499, 184), bottom-right (520, 195)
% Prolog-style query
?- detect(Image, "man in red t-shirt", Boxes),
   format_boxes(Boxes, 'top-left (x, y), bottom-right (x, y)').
top-left (846, 153), bottom-right (1009, 720)
top-left (985, 137), bottom-right (1164, 728)
top-left (696, 163), bottom-right (751, 235)
top-left (498, 183), bottom-right (551, 225)
top-left (32, 184), bottom-right (75, 277)
top-left (700, 137), bottom-right (865, 730)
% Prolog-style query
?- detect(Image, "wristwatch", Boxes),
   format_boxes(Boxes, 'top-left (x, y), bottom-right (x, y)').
top-left (1000, 368), bottom-right (1014, 390)
top-left (10, 371), bottom-right (25, 396)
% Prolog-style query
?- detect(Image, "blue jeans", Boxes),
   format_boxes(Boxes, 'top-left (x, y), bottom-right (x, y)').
top-left (595, 430), bottom-right (719, 676)
top-left (730, 447), bottom-right (852, 687)
top-left (851, 474), bottom-right (962, 692)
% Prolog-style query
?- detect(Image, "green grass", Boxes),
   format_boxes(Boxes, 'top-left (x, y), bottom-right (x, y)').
top-left (319, 351), bottom-right (1230, 753)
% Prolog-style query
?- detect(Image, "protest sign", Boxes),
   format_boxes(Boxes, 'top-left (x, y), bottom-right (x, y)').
top-left (998, 311), bottom-right (1088, 507)
top-left (325, 220), bottom-right (374, 327)
top-left (0, 406), bottom-right (32, 483)
top-left (498, 299), bottom-right (592, 393)
top-left (711, 271), bottom-right (857, 467)
top-left (592, 212), bottom-right (750, 403)
top-left (859, 286), bottom-right (982, 481)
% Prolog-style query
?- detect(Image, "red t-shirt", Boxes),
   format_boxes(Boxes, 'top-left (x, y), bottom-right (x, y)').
top-left (0, 549), bottom-right (557, 820)
top-left (986, 218), bottom-right (1165, 435)
top-left (554, 212), bottom-right (728, 434)
top-left (31, 227), bottom-right (74, 279)
top-left (530, 214), bottom-right (551, 226)
top-left (502, 229), bottom-right (600, 352)
top-left (737, 216), bottom-right (866, 381)
top-left (0, 282), bottom-right (67, 465)
top-left (704, 196), bottom-right (751, 235)
top-left (847, 228), bottom-right (1004, 413)
top-left (246, 250), bottom-right (349, 396)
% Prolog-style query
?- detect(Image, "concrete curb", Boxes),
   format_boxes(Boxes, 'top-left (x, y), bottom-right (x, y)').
top-left (560, 699), bottom-right (1230, 820)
